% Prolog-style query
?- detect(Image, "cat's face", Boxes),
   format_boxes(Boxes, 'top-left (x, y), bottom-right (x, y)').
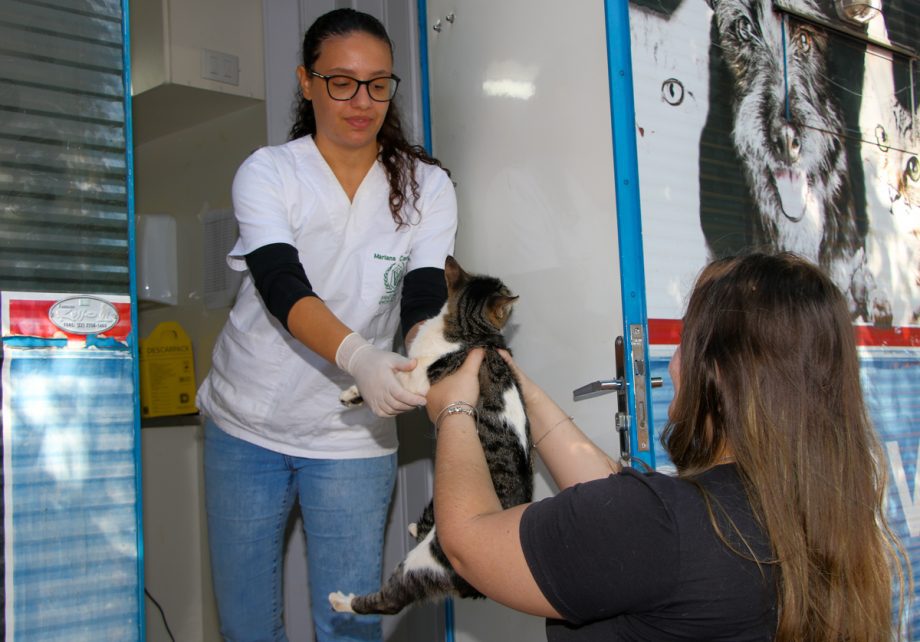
top-left (444, 256), bottom-right (518, 331)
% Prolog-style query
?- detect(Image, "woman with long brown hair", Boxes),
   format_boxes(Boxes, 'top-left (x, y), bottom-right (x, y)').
top-left (663, 252), bottom-right (906, 639)
top-left (427, 252), bottom-right (906, 640)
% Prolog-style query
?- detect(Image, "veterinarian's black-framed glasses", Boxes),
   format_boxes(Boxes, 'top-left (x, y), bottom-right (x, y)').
top-left (309, 70), bottom-right (401, 102)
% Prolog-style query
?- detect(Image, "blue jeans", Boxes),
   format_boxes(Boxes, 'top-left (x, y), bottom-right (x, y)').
top-left (204, 420), bottom-right (397, 642)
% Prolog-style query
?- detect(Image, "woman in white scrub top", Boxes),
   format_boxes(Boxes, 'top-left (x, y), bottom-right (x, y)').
top-left (196, 9), bottom-right (457, 642)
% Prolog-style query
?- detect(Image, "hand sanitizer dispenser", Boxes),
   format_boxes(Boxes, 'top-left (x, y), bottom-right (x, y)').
top-left (136, 213), bottom-right (178, 305)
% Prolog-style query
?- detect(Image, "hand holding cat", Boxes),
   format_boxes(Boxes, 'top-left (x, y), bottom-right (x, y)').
top-left (497, 349), bottom-right (547, 408)
top-left (425, 348), bottom-right (485, 425)
top-left (336, 332), bottom-right (427, 417)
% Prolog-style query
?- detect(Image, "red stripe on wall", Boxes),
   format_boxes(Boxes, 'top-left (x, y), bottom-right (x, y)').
top-left (648, 319), bottom-right (682, 345)
top-left (649, 318), bottom-right (920, 348)
top-left (853, 325), bottom-right (920, 348)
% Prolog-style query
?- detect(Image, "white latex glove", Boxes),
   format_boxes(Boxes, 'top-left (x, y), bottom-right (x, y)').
top-left (335, 332), bottom-right (427, 417)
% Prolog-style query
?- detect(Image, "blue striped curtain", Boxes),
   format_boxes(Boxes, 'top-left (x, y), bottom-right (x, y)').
top-left (0, 0), bottom-right (131, 294)
top-left (3, 343), bottom-right (140, 640)
top-left (0, 0), bottom-right (141, 640)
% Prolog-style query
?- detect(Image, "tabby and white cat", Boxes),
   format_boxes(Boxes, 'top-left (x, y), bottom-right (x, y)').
top-left (330, 256), bottom-right (532, 615)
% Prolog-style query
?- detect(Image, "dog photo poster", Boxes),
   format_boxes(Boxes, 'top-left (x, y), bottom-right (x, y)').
top-left (631, 0), bottom-right (919, 329)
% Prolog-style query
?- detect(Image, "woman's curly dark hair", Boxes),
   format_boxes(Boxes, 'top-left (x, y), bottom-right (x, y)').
top-left (289, 8), bottom-right (448, 228)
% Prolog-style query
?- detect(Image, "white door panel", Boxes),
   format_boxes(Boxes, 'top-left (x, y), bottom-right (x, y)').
top-left (426, 1), bottom-right (622, 639)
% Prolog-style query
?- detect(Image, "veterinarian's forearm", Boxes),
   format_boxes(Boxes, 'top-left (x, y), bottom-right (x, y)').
top-left (286, 296), bottom-right (353, 364)
top-left (527, 390), bottom-right (620, 488)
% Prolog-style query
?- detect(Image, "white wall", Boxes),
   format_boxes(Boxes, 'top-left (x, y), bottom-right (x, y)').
top-left (142, 422), bottom-right (217, 642)
top-left (134, 103), bottom-right (267, 380)
top-left (135, 98), bottom-right (268, 642)
top-left (132, 5), bottom-right (270, 639)
top-left (424, 1), bottom-right (624, 640)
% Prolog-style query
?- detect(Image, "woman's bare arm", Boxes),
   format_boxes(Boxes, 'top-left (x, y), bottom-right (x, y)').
top-left (501, 351), bottom-right (620, 488)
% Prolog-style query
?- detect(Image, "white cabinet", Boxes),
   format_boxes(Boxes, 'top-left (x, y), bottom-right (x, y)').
top-left (130, 0), bottom-right (265, 143)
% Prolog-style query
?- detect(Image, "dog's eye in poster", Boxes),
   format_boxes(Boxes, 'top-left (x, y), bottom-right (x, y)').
top-left (793, 27), bottom-right (813, 53)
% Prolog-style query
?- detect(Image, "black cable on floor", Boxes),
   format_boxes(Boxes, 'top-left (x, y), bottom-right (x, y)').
top-left (145, 587), bottom-right (176, 642)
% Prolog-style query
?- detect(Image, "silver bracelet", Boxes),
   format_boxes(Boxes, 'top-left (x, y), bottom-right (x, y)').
top-left (434, 401), bottom-right (477, 433)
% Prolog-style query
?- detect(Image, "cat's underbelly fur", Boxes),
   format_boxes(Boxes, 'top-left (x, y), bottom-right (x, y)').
top-left (501, 386), bottom-right (528, 454)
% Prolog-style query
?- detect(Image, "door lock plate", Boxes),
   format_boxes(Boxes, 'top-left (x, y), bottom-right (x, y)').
top-left (630, 324), bottom-right (650, 452)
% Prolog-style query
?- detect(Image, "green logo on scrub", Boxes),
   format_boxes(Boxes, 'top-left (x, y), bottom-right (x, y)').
top-left (378, 254), bottom-right (408, 305)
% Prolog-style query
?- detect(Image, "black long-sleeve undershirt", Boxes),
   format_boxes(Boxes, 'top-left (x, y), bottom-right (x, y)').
top-left (245, 243), bottom-right (446, 339)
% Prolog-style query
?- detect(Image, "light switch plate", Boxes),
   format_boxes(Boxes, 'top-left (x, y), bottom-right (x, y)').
top-left (201, 49), bottom-right (240, 86)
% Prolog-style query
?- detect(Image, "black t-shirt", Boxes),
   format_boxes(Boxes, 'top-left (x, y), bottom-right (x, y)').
top-left (520, 464), bottom-right (777, 641)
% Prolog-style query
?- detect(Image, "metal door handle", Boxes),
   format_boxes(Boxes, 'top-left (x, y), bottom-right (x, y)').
top-left (573, 378), bottom-right (623, 401)
top-left (573, 333), bottom-right (665, 459)
top-left (572, 376), bottom-right (662, 401)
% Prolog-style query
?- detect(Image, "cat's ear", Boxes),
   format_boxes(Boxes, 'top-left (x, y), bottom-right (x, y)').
top-left (488, 295), bottom-right (519, 328)
top-left (444, 256), bottom-right (469, 292)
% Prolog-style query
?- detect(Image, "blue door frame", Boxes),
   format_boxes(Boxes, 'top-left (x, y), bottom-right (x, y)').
top-left (122, 0), bottom-right (147, 637)
top-left (603, 0), bottom-right (656, 471)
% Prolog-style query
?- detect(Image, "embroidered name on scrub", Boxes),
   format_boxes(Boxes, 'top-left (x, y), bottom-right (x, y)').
top-left (375, 253), bottom-right (409, 305)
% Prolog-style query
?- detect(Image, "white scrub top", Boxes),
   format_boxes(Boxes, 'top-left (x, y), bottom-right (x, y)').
top-left (197, 135), bottom-right (458, 458)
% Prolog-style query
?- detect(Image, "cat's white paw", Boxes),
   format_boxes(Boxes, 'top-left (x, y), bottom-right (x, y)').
top-left (407, 523), bottom-right (417, 538)
top-left (329, 591), bottom-right (356, 613)
top-left (339, 385), bottom-right (363, 407)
